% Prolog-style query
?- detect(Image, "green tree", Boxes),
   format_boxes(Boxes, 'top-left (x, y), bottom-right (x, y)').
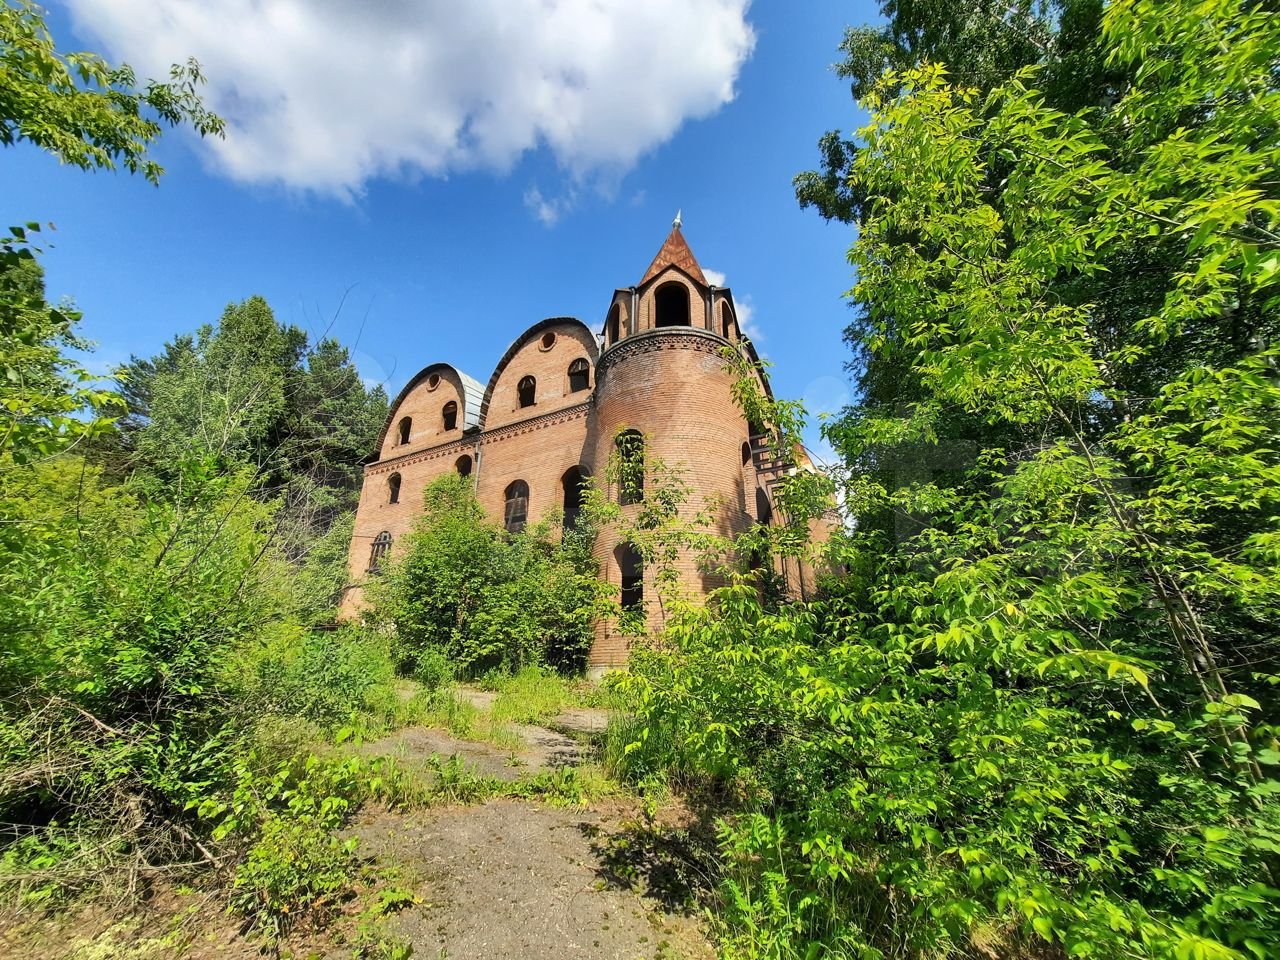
top-left (0, 225), bottom-right (123, 463)
top-left (622, 1), bottom-right (1280, 957)
top-left (0, 0), bottom-right (223, 183)
top-left (369, 474), bottom-right (610, 676)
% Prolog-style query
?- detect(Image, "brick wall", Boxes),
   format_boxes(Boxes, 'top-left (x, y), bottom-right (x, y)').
top-left (339, 256), bottom-right (827, 670)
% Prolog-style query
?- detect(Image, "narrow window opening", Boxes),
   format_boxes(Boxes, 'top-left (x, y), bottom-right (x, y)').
top-left (455, 455), bottom-right (472, 477)
top-left (607, 304), bottom-right (622, 344)
top-left (387, 473), bottom-right (401, 504)
top-left (756, 487), bottom-right (774, 526)
top-left (397, 416), bottom-right (411, 445)
top-left (721, 301), bottom-right (735, 339)
top-left (654, 282), bottom-right (690, 327)
top-left (442, 400), bottom-right (458, 431)
top-left (562, 466), bottom-right (588, 530)
top-left (518, 376), bottom-right (536, 408)
top-left (616, 543), bottom-right (644, 612)
top-left (368, 531), bottom-right (392, 573)
top-left (568, 358), bottom-right (590, 393)
top-left (616, 430), bottom-right (644, 505)
top-left (504, 480), bottom-right (529, 533)
top-left (741, 441), bottom-right (752, 466)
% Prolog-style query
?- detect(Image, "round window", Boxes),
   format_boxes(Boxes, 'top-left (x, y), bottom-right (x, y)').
top-left (539, 331), bottom-right (557, 351)
top-left (427, 373), bottom-right (441, 390)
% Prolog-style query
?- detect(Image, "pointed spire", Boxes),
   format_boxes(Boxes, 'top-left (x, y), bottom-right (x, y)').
top-left (640, 216), bottom-right (706, 286)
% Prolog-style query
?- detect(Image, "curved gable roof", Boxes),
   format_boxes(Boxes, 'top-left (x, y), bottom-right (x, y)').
top-left (478, 317), bottom-right (599, 426)
top-left (376, 362), bottom-right (485, 451)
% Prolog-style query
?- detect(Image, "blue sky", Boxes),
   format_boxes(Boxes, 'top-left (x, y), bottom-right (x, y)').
top-left (9, 1), bottom-right (880, 461)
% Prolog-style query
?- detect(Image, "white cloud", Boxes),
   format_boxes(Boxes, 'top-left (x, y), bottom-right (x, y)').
top-left (703, 267), bottom-right (763, 341)
top-left (523, 184), bottom-right (578, 226)
top-left (64, 0), bottom-right (756, 199)
top-left (734, 294), bottom-right (762, 341)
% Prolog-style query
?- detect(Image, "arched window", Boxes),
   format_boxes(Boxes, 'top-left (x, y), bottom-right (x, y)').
top-left (368, 531), bottom-right (392, 573)
top-left (518, 376), bottom-right (536, 408)
top-left (455, 454), bottom-right (472, 477)
top-left (756, 487), bottom-right (773, 526)
top-left (616, 543), bottom-right (644, 611)
top-left (387, 473), bottom-right (401, 504)
top-left (568, 358), bottom-right (590, 393)
top-left (397, 416), bottom-right (411, 445)
top-left (607, 303), bottom-right (622, 345)
top-left (442, 401), bottom-right (458, 431)
top-left (655, 282), bottom-right (690, 328)
top-left (616, 430), bottom-right (644, 505)
top-left (562, 466), bottom-right (588, 530)
top-left (741, 440), bottom-right (752, 466)
top-left (504, 480), bottom-right (529, 533)
top-left (721, 301), bottom-right (734, 339)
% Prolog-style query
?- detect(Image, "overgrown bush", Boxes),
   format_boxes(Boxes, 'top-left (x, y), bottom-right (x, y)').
top-left (368, 474), bottom-right (611, 676)
top-left (233, 624), bottom-right (402, 733)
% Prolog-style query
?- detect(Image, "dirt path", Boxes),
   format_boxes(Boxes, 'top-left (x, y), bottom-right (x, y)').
top-left (351, 799), bottom-right (712, 960)
top-left (356, 720), bottom-right (583, 780)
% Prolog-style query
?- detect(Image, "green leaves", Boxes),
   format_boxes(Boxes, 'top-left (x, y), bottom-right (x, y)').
top-left (0, 0), bottom-right (223, 184)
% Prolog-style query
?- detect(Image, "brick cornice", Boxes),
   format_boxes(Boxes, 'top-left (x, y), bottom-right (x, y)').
top-left (596, 327), bottom-right (733, 380)
top-left (366, 401), bottom-right (592, 476)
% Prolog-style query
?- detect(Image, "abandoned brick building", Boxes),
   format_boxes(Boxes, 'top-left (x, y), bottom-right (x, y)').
top-left (341, 222), bottom-right (823, 675)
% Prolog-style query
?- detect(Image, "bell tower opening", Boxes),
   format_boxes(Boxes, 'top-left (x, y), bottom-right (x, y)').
top-left (654, 282), bottom-right (690, 328)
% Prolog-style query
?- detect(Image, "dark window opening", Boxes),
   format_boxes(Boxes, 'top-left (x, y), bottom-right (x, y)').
top-left (616, 430), bottom-right (644, 505)
top-left (756, 487), bottom-right (774, 526)
top-left (456, 454), bottom-right (472, 477)
top-left (721, 301), bottom-right (734, 339)
top-left (568, 358), bottom-right (590, 393)
top-left (442, 401), bottom-right (458, 431)
top-left (368, 531), bottom-right (392, 573)
top-left (655, 282), bottom-right (690, 327)
top-left (397, 416), bottom-right (411, 445)
top-left (562, 466), bottom-right (588, 530)
top-left (504, 480), bottom-right (529, 533)
top-left (607, 304), bottom-right (622, 344)
top-left (616, 543), bottom-right (644, 611)
top-left (518, 376), bottom-right (536, 408)
top-left (388, 473), bottom-right (401, 504)
top-left (541, 331), bottom-right (557, 349)
top-left (741, 441), bottom-right (752, 466)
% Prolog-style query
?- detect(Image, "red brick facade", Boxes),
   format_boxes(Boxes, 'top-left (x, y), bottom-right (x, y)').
top-left (341, 226), bottom-right (816, 674)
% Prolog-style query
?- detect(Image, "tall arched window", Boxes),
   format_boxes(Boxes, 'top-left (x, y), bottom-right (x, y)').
top-left (455, 454), bottom-right (472, 477)
top-left (518, 376), bottom-right (536, 408)
top-left (387, 473), bottom-right (401, 504)
top-left (397, 416), bottom-right (411, 445)
top-left (616, 430), bottom-right (644, 505)
top-left (504, 480), bottom-right (529, 533)
top-left (616, 542), bottom-right (644, 611)
top-left (606, 303), bottom-right (622, 345)
top-left (562, 466), bottom-right (588, 530)
top-left (568, 358), bottom-right (590, 393)
top-left (442, 401), bottom-right (458, 431)
top-left (721, 301), bottom-right (734, 339)
top-left (368, 531), bottom-right (392, 573)
top-left (655, 282), bottom-right (690, 327)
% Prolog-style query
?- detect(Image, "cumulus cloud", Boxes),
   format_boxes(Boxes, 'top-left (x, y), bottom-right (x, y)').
top-left (704, 268), bottom-right (763, 341)
top-left (64, 0), bottom-right (756, 199)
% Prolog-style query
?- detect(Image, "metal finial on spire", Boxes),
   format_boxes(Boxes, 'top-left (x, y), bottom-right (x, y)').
top-left (672, 209), bottom-right (682, 230)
